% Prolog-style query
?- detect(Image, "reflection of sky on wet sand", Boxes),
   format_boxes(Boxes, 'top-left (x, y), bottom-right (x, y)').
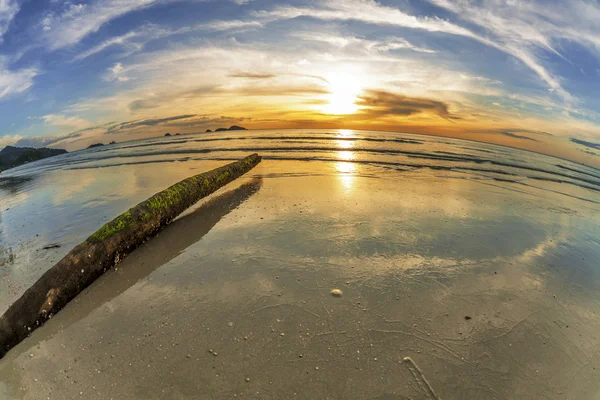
top-left (1, 131), bottom-right (600, 399)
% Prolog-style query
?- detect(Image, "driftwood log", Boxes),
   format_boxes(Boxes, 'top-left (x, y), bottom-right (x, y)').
top-left (0, 153), bottom-right (261, 359)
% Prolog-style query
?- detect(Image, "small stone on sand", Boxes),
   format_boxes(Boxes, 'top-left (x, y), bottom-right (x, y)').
top-left (330, 289), bottom-right (343, 297)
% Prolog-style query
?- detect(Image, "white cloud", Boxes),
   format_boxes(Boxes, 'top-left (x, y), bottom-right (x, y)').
top-left (292, 32), bottom-right (436, 55)
top-left (74, 20), bottom-right (262, 61)
top-left (258, 0), bottom-right (576, 103)
top-left (370, 38), bottom-right (436, 54)
top-left (197, 19), bottom-right (262, 32)
top-left (0, 0), bottom-right (19, 41)
top-left (42, 114), bottom-right (91, 130)
top-left (73, 30), bottom-right (144, 61)
top-left (0, 60), bottom-right (38, 99)
top-left (12, 135), bottom-right (63, 148)
top-left (257, 0), bottom-right (478, 37)
top-left (41, 0), bottom-right (166, 50)
top-left (425, 0), bottom-right (597, 103)
top-left (110, 63), bottom-right (124, 74)
top-left (0, 134), bottom-right (22, 147)
top-left (105, 62), bottom-right (132, 82)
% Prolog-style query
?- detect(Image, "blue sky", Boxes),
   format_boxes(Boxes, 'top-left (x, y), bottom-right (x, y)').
top-left (0, 0), bottom-right (599, 164)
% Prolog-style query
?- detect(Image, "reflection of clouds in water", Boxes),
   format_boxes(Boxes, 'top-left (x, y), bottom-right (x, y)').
top-left (48, 171), bottom-right (97, 205)
top-left (0, 191), bottom-right (30, 208)
top-left (4, 161), bottom-right (600, 399)
top-left (515, 214), bottom-right (570, 264)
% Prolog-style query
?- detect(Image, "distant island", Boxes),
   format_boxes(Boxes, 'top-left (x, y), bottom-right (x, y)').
top-left (214, 125), bottom-right (247, 132)
top-left (87, 143), bottom-right (104, 149)
top-left (206, 129), bottom-right (212, 133)
top-left (0, 146), bottom-right (67, 172)
top-left (165, 133), bottom-right (171, 136)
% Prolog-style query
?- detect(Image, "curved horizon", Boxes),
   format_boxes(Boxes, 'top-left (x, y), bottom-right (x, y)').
top-left (0, 0), bottom-right (599, 167)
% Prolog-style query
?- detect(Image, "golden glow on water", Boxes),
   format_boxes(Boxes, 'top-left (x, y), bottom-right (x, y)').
top-left (335, 161), bottom-right (356, 174)
top-left (336, 129), bottom-right (355, 149)
top-left (337, 129), bottom-right (354, 137)
top-left (337, 151), bottom-right (354, 161)
top-left (335, 160), bottom-right (356, 191)
top-left (337, 139), bottom-right (353, 149)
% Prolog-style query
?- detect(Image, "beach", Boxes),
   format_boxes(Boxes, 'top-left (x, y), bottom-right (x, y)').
top-left (0, 129), bottom-right (599, 399)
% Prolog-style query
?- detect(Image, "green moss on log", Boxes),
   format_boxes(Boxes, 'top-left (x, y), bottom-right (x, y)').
top-left (88, 210), bottom-right (134, 242)
top-left (0, 154), bottom-right (261, 359)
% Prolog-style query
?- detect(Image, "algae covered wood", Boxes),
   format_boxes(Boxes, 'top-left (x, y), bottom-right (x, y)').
top-left (0, 153), bottom-right (261, 359)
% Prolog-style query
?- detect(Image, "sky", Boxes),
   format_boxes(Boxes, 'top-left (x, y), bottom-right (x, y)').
top-left (0, 0), bottom-right (600, 166)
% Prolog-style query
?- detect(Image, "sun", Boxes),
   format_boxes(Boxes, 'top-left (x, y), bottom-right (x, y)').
top-left (322, 70), bottom-right (362, 115)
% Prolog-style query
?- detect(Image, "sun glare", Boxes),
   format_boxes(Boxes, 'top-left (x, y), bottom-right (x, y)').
top-left (337, 150), bottom-right (354, 161)
top-left (322, 71), bottom-right (362, 115)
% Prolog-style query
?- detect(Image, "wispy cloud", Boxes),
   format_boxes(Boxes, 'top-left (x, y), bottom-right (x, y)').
top-left (42, 114), bottom-right (91, 130)
top-left (426, 0), bottom-right (590, 103)
top-left (0, 134), bottom-right (22, 148)
top-left (41, 0), bottom-right (166, 50)
top-left (292, 32), bottom-right (436, 54)
top-left (259, 0), bottom-right (575, 103)
top-left (228, 72), bottom-right (276, 79)
top-left (0, 0), bottom-right (19, 42)
top-left (257, 0), bottom-right (477, 37)
top-left (73, 19), bottom-right (263, 62)
top-left (73, 26), bottom-right (165, 61)
top-left (198, 19), bottom-right (262, 32)
top-left (106, 114), bottom-right (197, 132)
top-left (0, 61), bottom-right (38, 99)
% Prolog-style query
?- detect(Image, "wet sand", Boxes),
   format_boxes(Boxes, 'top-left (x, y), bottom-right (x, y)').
top-left (1, 130), bottom-right (599, 399)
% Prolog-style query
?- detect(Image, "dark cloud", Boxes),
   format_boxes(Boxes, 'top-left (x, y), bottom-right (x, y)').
top-left (355, 90), bottom-right (451, 119)
top-left (106, 114), bottom-right (197, 133)
top-left (127, 82), bottom-right (327, 113)
top-left (164, 115), bottom-right (249, 128)
top-left (128, 99), bottom-right (161, 112)
top-left (570, 137), bottom-right (600, 151)
top-left (228, 72), bottom-right (276, 79)
top-left (12, 122), bottom-right (117, 148)
top-left (13, 135), bottom-right (75, 148)
top-left (495, 130), bottom-right (540, 142)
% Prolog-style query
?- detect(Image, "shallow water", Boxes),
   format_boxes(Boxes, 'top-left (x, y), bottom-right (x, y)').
top-left (0, 129), bottom-right (599, 399)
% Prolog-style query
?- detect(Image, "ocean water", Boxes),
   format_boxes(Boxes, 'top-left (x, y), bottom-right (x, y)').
top-left (0, 129), bottom-right (599, 399)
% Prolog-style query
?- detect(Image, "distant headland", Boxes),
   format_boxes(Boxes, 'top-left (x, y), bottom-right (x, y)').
top-left (208, 125), bottom-right (247, 133)
top-left (0, 146), bottom-right (67, 173)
